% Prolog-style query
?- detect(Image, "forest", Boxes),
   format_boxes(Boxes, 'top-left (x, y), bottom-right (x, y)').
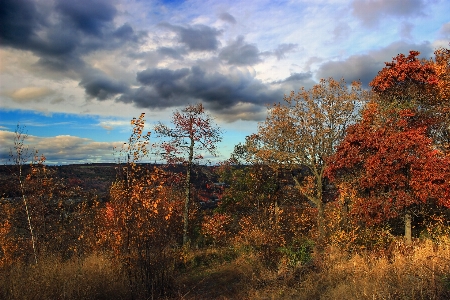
top-left (1, 48), bottom-right (449, 300)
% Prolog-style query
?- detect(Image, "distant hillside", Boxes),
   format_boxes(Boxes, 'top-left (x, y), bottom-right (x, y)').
top-left (0, 163), bottom-right (221, 200)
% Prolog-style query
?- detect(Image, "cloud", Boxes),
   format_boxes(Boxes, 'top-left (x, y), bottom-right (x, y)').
top-left (157, 46), bottom-right (186, 60)
top-left (212, 102), bottom-right (266, 123)
top-left (0, 130), bottom-right (121, 164)
top-left (219, 36), bottom-right (261, 65)
top-left (352, 0), bottom-right (426, 27)
top-left (0, 0), bottom-right (44, 48)
top-left (260, 43), bottom-right (298, 60)
top-left (332, 23), bottom-right (352, 42)
top-left (159, 22), bottom-right (222, 51)
top-left (80, 71), bottom-right (129, 100)
top-left (316, 41), bottom-right (433, 86)
top-left (118, 65), bottom-right (282, 120)
top-left (0, 0), bottom-right (143, 80)
top-left (272, 72), bottom-right (313, 84)
top-left (272, 43), bottom-right (298, 60)
top-left (98, 120), bottom-right (130, 131)
top-left (55, 0), bottom-right (117, 37)
top-left (399, 22), bottom-right (414, 40)
top-left (440, 22), bottom-right (450, 38)
top-left (5, 87), bottom-right (55, 102)
top-left (218, 12), bottom-right (237, 24)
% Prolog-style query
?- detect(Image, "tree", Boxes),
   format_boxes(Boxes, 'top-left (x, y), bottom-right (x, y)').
top-left (105, 113), bottom-right (180, 298)
top-left (430, 47), bottom-right (450, 155)
top-left (9, 125), bottom-right (39, 264)
top-left (370, 49), bottom-right (450, 154)
top-left (326, 48), bottom-right (449, 244)
top-left (154, 103), bottom-right (222, 245)
top-left (326, 102), bottom-right (450, 244)
top-left (369, 50), bottom-right (439, 106)
top-left (249, 78), bottom-right (368, 241)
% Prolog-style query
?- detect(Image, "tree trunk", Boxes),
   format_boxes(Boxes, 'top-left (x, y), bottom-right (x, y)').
top-left (183, 135), bottom-right (195, 246)
top-left (183, 166), bottom-right (190, 246)
top-left (316, 200), bottom-right (325, 242)
top-left (404, 211), bottom-right (412, 245)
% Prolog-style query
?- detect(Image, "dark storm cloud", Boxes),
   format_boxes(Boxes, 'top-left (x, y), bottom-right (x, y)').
top-left (1, 0), bottom-right (141, 60)
top-left (159, 22), bottom-right (222, 51)
top-left (316, 41), bottom-right (433, 87)
top-left (136, 68), bottom-right (190, 99)
top-left (317, 55), bottom-right (381, 86)
top-left (219, 36), bottom-right (261, 65)
top-left (80, 72), bottom-right (129, 100)
top-left (137, 68), bottom-right (190, 85)
top-left (218, 12), bottom-right (237, 24)
top-left (0, 0), bottom-right (45, 48)
top-left (112, 23), bottom-right (144, 43)
top-left (55, 0), bottom-right (117, 37)
top-left (352, 0), bottom-right (426, 27)
top-left (119, 66), bottom-right (282, 119)
top-left (0, 0), bottom-right (144, 102)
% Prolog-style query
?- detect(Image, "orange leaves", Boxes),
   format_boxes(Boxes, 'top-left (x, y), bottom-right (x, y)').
top-left (201, 213), bottom-right (232, 245)
top-left (432, 47), bottom-right (450, 101)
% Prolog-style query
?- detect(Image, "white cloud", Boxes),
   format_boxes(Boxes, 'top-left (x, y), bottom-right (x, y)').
top-left (0, 130), bottom-right (123, 165)
top-left (6, 87), bottom-right (55, 102)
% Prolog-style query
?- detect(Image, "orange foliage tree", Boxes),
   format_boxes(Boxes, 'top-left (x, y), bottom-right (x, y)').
top-left (248, 78), bottom-right (368, 242)
top-left (104, 113), bottom-right (181, 298)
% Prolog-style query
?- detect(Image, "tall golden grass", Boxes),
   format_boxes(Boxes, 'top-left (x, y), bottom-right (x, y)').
top-left (1, 238), bottom-right (449, 299)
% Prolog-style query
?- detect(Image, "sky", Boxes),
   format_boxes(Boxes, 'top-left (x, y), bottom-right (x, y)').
top-left (0, 0), bottom-right (449, 165)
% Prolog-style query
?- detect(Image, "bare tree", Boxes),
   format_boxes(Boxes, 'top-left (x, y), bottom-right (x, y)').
top-left (9, 125), bottom-right (38, 264)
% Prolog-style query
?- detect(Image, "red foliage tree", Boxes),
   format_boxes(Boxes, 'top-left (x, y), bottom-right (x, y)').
top-left (327, 102), bottom-right (450, 242)
top-left (369, 50), bottom-right (439, 106)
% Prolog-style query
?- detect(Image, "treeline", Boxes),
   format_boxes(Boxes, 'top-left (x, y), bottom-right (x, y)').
top-left (0, 48), bottom-right (449, 299)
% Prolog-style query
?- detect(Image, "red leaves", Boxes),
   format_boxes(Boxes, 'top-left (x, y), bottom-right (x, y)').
top-left (370, 50), bottom-right (438, 93)
top-left (327, 102), bottom-right (450, 224)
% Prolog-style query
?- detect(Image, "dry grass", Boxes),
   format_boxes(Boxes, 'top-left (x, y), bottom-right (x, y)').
top-left (0, 253), bottom-right (128, 300)
top-left (249, 238), bottom-right (450, 300)
top-left (1, 238), bottom-right (449, 299)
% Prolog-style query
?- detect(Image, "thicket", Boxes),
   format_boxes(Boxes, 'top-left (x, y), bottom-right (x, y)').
top-left (0, 48), bottom-right (449, 299)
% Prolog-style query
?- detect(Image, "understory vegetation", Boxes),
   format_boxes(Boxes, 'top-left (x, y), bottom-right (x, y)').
top-left (1, 48), bottom-right (449, 299)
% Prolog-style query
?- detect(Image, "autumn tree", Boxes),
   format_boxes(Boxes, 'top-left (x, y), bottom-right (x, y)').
top-left (370, 49), bottom-right (450, 153)
top-left (327, 49), bottom-right (450, 244)
top-left (249, 78), bottom-right (368, 241)
top-left (369, 50), bottom-right (439, 106)
top-left (154, 103), bottom-right (222, 246)
top-left (327, 103), bottom-right (450, 244)
top-left (430, 47), bottom-right (450, 154)
top-left (106, 113), bottom-right (180, 298)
